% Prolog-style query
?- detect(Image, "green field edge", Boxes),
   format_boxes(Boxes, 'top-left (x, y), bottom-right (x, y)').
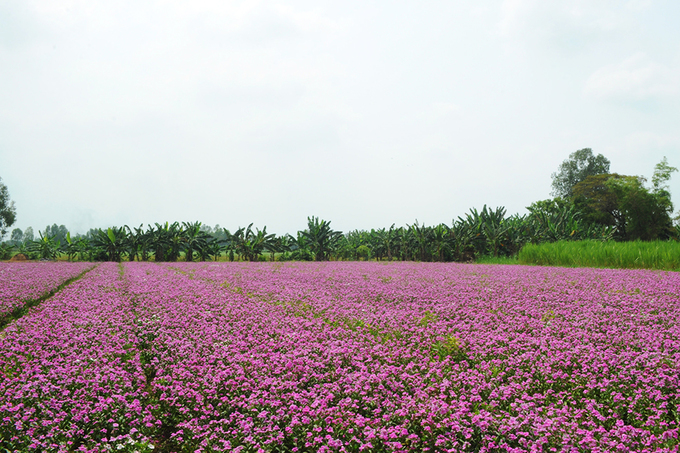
top-left (517, 240), bottom-right (680, 272)
top-left (0, 264), bottom-right (98, 332)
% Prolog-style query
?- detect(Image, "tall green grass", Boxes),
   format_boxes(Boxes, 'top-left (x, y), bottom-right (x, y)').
top-left (475, 255), bottom-right (519, 265)
top-left (518, 240), bottom-right (680, 271)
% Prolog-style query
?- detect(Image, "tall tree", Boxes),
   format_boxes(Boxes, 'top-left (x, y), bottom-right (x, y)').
top-left (44, 224), bottom-right (69, 247)
top-left (572, 163), bottom-right (676, 241)
top-left (23, 226), bottom-right (34, 243)
top-left (0, 177), bottom-right (17, 239)
top-left (551, 148), bottom-right (611, 198)
top-left (9, 228), bottom-right (23, 245)
top-left (650, 156), bottom-right (678, 218)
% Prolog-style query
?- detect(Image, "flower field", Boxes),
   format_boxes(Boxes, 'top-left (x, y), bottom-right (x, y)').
top-left (0, 262), bottom-right (92, 322)
top-left (1, 262), bottom-right (679, 452)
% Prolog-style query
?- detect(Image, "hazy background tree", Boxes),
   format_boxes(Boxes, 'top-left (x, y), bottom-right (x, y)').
top-left (0, 177), bottom-right (17, 239)
top-left (551, 148), bottom-right (611, 198)
top-left (9, 228), bottom-right (23, 246)
top-left (651, 157), bottom-right (678, 218)
top-left (43, 224), bottom-right (70, 247)
top-left (23, 226), bottom-right (34, 243)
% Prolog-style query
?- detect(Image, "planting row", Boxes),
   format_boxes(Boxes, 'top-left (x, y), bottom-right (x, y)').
top-left (0, 262), bottom-right (92, 320)
top-left (1, 261), bottom-right (680, 452)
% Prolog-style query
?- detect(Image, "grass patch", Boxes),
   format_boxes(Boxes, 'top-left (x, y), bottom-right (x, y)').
top-left (475, 255), bottom-right (519, 265)
top-left (518, 240), bottom-right (680, 271)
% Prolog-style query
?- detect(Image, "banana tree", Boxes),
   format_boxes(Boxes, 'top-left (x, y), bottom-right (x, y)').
top-left (450, 219), bottom-right (475, 262)
top-left (91, 227), bottom-right (128, 261)
top-left (431, 224), bottom-right (450, 262)
top-left (149, 222), bottom-right (172, 261)
top-left (502, 214), bottom-right (531, 256)
top-left (0, 242), bottom-right (13, 260)
top-left (126, 225), bottom-right (151, 262)
top-left (166, 222), bottom-right (184, 262)
top-left (62, 232), bottom-right (78, 261)
top-left (288, 232), bottom-right (313, 261)
top-left (232, 224), bottom-right (275, 261)
top-left (266, 235), bottom-right (286, 261)
top-left (408, 221), bottom-right (430, 262)
top-left (198, 238), bottom-right (222, 262)
top-left (479, 206), bottom-right (509, 257)
top-left (370, 227), bottom-right (399, 261)
top-left (221, 229), bottom-right (237, 261)
top-left (395, 226), bottom-right (415, 261)
top-left (529, 205), bottom-right (584, 243)
top-left (28, 232), bottom-right (60, 260)
top-left (275, 235), bottom-right (293, 261)
top-left (339, 229), bottom-right (370, 261)
top-left (302, 217), bottom-right (342, 261)
top-left (182, 221), bottom-right (211, 262)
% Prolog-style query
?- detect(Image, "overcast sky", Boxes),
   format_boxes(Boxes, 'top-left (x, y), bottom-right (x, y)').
top-left (2, 0), bottom-right (679, 236)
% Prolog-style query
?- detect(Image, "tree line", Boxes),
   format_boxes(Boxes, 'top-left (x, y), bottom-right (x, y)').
top-left (0, 151), bottom-right (678, 262)
top-left (0, 209), bottom-right (615, 262)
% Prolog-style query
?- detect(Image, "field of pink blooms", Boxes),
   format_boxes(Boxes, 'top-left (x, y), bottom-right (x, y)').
top-left (1, 261), bottom-right (679, 453)
top-left (0, 262), bottom-right (92, 323)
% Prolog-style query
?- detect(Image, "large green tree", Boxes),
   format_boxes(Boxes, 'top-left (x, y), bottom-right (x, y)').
top-left (571, 157), bottom-right (677, 241)
top-left (0, 177), bottom-right (17, 239)
top-left (551, 148), bottom-right (611, 198)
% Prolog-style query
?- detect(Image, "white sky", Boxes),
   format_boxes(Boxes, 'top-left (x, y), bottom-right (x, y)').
top-left (2, 0), bottom-right (679, 235)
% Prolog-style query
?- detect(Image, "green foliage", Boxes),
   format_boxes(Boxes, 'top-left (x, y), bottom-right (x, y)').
top-left (0, 242), bottom-right (13, 260)
top-left (90, 227), bottom-right (128, 262)
top-left (0, 176), bottom-right (16, 239)
top-left (23, 226), bottom-right (34, 243)
top-left (527, 199), bottom-right (614, 243)
top-left (431, 335), bottom-right (469, 362)
top-left (571, 174), bottom-right (622, 227)
top-left (551, 148), bottom-right (611, 198)
top-left (652, 156), bottom-right (678, 194)
top-left (527, 198), bottom-right (570, 217)
top-left (518, 240), bottom-right (680, 271)
top-left (10, 157), bottom-right (675, 265)
top-left (28, 232), bottom-right (61, 260)
top-left (606, 176), bottom-right (671, 241)
top-left (474, 255), bottom-right (519, 265)
top-left (302, 216), bottom-right (342, 261)
top-left (43, 224), bottom-right (69, 247)
top-left (182, 221), bottom-right (214, 262)
top-left (356, 244), bottom-right (370, 260)
top-left (652, 156), bottom-right (678, 228)
top-left (571, 163), bottom-right (677, 241)
top-left (9, 228), bottom-right (23, 245)
top-left (231, 223), bottom-right (275, 262)
top-left (61, 232), bottom-right (90, 261)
